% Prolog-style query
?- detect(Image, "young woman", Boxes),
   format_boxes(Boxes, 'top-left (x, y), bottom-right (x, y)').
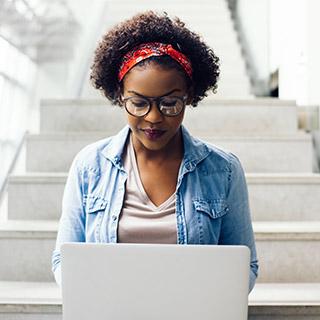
top-left (52, 11), bottom-right (258, 292)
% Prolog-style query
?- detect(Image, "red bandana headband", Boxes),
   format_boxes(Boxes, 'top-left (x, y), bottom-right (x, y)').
top-left (118, 42), bottom-right (193, 82)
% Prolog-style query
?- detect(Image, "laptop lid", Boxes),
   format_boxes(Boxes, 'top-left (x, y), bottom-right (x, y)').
top-left (61, 243), bottom-right (250, 320)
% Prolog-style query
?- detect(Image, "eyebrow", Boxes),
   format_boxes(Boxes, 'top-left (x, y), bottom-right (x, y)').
top-left (127, 89), bottom-right (181, 98)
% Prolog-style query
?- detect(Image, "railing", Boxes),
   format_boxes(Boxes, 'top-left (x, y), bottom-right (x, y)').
top-left (0, 131), bottom-right (27, 202)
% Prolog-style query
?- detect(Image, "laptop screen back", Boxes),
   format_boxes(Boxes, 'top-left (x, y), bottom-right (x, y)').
top-left (61, 243), bottom-right (250, 320)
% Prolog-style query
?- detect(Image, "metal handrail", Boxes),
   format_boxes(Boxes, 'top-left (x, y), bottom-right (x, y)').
top-left (0, 130), bottom-right (27, 202)
top-left (74, 2), bottom-right (109, 98)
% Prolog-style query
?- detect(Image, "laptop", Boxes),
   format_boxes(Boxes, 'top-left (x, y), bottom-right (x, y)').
top-left (61, 243), bottom-right (250, 320)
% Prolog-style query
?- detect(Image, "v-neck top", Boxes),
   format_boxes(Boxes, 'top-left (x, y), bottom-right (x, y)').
top-left (117, 133), bottom-right (177, 243)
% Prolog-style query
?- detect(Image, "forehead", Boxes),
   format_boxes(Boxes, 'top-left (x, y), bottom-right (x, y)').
top-left (122, 63), bottom-right (188, 96)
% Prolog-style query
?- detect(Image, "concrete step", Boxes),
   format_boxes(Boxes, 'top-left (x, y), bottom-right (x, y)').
top-left (26, 132), bottom-right (313, 173)
top-left (214, 81), bottom-right (252, 96)
top-left (7, 173), bottom-right (65, 221)
top-left (106, 21), bottom-right (238, 43)
top-left (40, 98), bottom-right (298, 135)
top-left (108, 16), bottom-right (233, 29)
top-left (110, 1), bottom-right (229, 11)
top-left (249, 283), bottom-right (320, 319)
top-left (217, 69), bottom-right (250, 81)
top-left (107, 13), bottom-right (233, 25)
top-left (0, 282), bottom-right (319, 320)
top-left (0, 220), bottom-right (57, 282)
top-left (247, 174), bottom-right (320, 221)
top-left (254, 221), bottom-right (320, 282)
top-left (81, 84), bottom-right (254, 102)
top-left (0, 221), bottom-right (320, 282)
top-left (7, 173), bottom-right (320, 221)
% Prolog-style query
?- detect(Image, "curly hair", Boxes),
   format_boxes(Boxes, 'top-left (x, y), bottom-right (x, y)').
top-left (90, 11), bottom-right (220, 107)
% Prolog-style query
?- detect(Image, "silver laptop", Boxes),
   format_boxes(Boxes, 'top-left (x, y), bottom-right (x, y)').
top-left (61, 243), bottom-right (250, 320)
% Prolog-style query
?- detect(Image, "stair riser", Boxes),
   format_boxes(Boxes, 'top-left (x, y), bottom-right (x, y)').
top-left (8, 178), bottom-right (320, 221)
top-left (0, 234), bottom-right (319, 283)
top-left (249, 182), bottom-right (320, 221)
top-left (40, 104), bottom-right (298, 134)
top-left (8, 181), bottom-right (64, 220)
top-left (256, 240), bottom-right (320, 283)
top-left (26, 135), bottom-right (313, 173)
top-left (248, 306), bottom-right (320, 320)
top-left (0, 238), bottom-right (55, 282)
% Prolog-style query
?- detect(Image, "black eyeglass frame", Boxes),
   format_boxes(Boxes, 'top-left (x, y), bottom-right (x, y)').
top-left (120, 94), bottom-right (188, 117)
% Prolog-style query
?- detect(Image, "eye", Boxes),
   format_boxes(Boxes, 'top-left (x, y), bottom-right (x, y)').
top-left (129, 97), bottom-right (148, 108)
top-left (160, 97), bottom-right (180, 107)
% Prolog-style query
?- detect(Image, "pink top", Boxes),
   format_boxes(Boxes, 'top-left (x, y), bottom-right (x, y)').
top-left (117, 134), bottom-right (178, 244)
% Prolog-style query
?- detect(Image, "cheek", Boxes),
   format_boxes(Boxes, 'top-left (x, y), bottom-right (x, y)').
top-left (126, 114), bottom-right (139, 128)
top-left (170, 112), bottom-right (185, 129)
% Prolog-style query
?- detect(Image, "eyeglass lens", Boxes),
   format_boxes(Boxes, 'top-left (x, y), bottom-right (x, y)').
top-left (125, 96), bottom-right (185, 116)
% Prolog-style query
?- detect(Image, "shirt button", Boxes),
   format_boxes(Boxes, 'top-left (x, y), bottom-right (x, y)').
top-left (112, 215), bottom-right (117, 221)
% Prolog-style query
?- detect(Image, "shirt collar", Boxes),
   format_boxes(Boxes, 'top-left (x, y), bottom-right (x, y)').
top-left (180, 125), bottom-right (211, 172)
top-left (100, 124), bottom-right (211, 171)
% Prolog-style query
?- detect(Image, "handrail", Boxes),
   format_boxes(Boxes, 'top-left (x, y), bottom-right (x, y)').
top-left (73, 2), bottom-right (110, 98)
top-left (0, 130), bottom-right (28, 202)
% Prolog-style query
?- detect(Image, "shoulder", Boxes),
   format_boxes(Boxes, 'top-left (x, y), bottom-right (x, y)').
top-left (196, 137), bottom-right (243, 173)
top-left (71, 135), bottom-right (116, 172)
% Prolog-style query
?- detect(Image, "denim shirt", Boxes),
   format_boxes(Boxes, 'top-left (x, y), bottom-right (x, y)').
top-left (52, 125), bottom-right (258, 292)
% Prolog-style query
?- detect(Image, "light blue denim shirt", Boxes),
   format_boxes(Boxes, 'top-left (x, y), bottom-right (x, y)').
top-left (52, 125), bottom-right (258, 292)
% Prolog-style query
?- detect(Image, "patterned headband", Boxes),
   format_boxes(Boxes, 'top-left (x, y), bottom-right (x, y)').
top-left (118, 42), bottom-right (193, 82)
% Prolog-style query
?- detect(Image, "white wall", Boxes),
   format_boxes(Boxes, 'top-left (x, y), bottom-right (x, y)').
top-left (236, 0), bottom-right (270, 83)
top-left (306, 0), bottom-right (320, 106)
top-left (270, 0), bottom-right (307, 104)
top-left (237, 0), bottom-right (318, 106)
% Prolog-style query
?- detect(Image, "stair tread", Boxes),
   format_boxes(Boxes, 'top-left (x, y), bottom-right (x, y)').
top-left (27, 132), bottom-right (312, 141)
top-left (0, 282), bottom-right (60, 305)
top-left (8, 172), bottom-right (320, 183)
top-left (40, 97), bottom-right (297, 107)
top-left (0, 282), bottom-right (319, 306)
top-left (249, 283), bottom-right (320, 306)
top-left (0, 220), bottom-right (320, 233)
top-left (0, 220), bottom-right (58, 232)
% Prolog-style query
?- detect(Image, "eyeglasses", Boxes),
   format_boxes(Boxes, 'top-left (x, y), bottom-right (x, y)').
top-left (121, 95), bottom-right (188, 117)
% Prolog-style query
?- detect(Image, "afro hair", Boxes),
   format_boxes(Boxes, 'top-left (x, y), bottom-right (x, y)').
top-left (90, 10), bottom-right (220, 107)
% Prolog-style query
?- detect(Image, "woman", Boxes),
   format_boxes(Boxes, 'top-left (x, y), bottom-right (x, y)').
top-left (52, 11), bottom-right (258, 292)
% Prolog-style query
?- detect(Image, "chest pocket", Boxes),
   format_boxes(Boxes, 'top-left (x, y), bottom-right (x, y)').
top-left (193, 199), bottom-right (229, 219)
top-left (85, 196), bottom-right (108, 242)
top-left (86, 196), bottom-right (108, 214)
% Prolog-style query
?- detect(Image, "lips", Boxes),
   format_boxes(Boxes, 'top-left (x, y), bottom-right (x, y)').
top-left (142, 128), bottom-right (166, 140)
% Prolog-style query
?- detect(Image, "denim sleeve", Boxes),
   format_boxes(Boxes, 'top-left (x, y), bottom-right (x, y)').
top-left (51, 156), bottom-right (86, 286)
top-left (218, 153), bottom-right (259, 293)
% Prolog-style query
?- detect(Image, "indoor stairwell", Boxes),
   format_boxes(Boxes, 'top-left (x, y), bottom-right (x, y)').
top-left (0, 1), bottom-right (319, 319)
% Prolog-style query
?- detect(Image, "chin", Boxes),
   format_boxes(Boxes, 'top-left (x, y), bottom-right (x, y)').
top-left (140, 139), bottom-right (168, 151)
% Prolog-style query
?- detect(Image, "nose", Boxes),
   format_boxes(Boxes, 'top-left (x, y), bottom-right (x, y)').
top-left (144, 101), bottom-right (163, 123)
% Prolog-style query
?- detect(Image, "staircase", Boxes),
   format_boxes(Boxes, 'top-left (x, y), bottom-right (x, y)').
top-left (1, 97), bottom-right (320, 319)
top-left (1, 1), bottom-right (320, 319)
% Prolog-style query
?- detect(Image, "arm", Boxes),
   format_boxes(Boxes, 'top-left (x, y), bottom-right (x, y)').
top-left (219, 153), bottom-right (258, 293)
top-left (51, 156), bottom-right (86, 286)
